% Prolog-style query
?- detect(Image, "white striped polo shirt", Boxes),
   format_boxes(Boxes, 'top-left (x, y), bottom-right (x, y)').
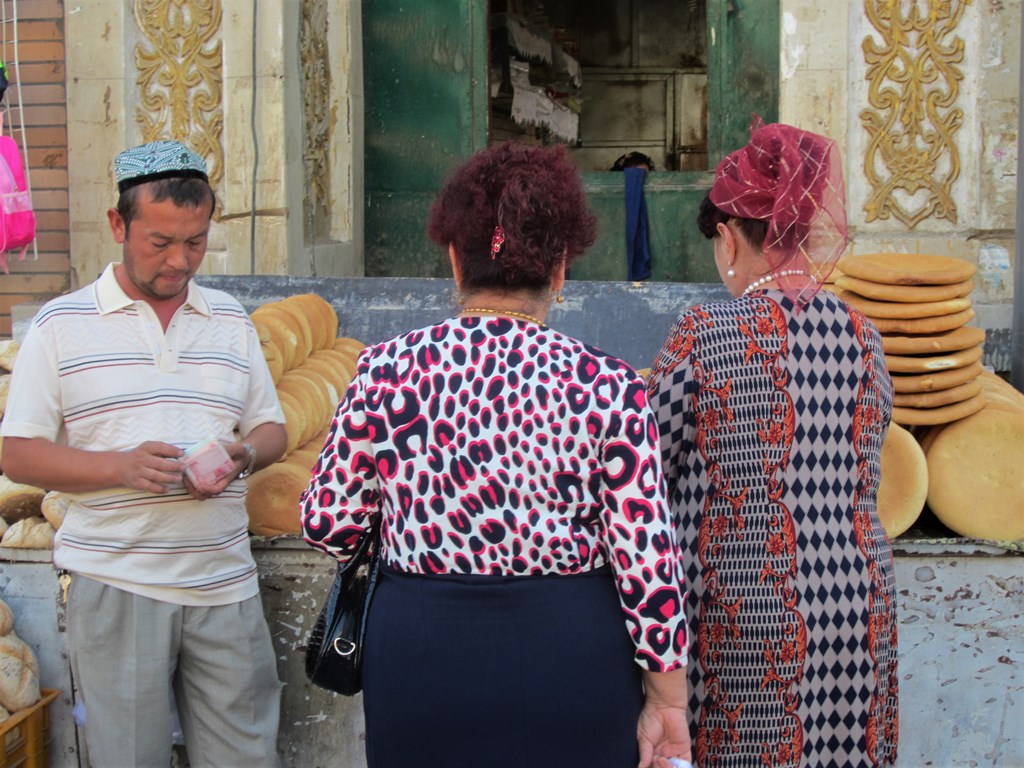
top-left (1, 263), bottom-right (285, 606)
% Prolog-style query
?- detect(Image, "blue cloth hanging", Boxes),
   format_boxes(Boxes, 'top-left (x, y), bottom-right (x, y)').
top-left (624, 167), bottom-right (651, 280)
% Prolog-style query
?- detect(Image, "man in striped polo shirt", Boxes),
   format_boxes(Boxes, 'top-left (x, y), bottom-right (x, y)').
top-left (1, 140), bottom-right (287, 767)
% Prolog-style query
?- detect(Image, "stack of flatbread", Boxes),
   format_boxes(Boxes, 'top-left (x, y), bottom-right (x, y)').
top-left (835, 253), bottom-right (984, 426)
top-left (875, 422), bottom-right (927, 538)
top-left (246, 294), bottom-right (368, 537)
top-left (914, 372), bottom-right (1024, 541)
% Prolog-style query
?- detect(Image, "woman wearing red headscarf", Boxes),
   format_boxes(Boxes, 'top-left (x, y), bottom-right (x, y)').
top-left (646, 120), bottom-right (898, 767)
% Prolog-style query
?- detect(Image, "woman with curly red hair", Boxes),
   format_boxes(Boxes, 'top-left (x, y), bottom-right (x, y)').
top-left (302, 142), bottom-right (692, 768)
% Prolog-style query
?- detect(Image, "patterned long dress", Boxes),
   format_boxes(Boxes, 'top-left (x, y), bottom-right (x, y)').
top-left (646, 289), bottom-right (899, 768)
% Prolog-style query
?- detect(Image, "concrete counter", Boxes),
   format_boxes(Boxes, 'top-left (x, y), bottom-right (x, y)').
top-left (1, 276), bottom-right (1019, 766)
top-left (0, 539), bottom-right (1020, 767)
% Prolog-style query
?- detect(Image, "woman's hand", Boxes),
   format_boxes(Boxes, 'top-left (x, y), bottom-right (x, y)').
top-left (637, 667), bottom-right (692, 768)
top-left (637, 700), bottom-right (691, 768)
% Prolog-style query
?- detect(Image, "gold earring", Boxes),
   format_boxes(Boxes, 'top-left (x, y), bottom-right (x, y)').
top-left (555, 293), bottom-right (565, 304)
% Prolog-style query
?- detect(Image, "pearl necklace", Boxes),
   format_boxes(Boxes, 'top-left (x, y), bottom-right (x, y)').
top-left (461, 308), bottom-right (545, 325)
top-left (741, 269), bottom-right (814, 297)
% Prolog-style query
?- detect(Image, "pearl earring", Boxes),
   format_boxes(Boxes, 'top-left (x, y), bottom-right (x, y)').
top-left (727, 268), bottom-right (736, 278)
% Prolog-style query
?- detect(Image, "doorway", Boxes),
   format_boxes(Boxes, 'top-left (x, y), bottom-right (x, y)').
top-left (362, 0), bottom-right (779, 281)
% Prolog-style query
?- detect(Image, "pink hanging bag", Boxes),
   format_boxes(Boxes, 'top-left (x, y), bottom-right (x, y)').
top-left (0, 134), bottom-right (36, 273)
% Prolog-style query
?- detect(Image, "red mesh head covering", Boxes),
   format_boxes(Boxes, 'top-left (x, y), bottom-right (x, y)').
top-left (709, 117), bottom-right (848, 307)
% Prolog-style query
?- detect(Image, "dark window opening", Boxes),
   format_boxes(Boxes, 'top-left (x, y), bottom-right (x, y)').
top-left (488, 0), bottom-right (708, 172)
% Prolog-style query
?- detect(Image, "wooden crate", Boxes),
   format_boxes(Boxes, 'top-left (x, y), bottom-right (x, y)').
top-left (0, 689), bottom-right (59, 768)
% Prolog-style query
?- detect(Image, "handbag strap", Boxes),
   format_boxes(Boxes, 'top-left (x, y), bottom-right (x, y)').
top-left (339, 517), bottom-right (382, 576)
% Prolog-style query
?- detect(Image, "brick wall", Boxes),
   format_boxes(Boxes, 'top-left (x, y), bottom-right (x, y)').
top-left (0, 0), bottom-right (69, 338)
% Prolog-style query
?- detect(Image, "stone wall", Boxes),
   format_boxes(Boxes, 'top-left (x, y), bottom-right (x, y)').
top-left (780, 0), bottom-right (1021, 366)
top-left (64, 0), bottom-right (364, 286)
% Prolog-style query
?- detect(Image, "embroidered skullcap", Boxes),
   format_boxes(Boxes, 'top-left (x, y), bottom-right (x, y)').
top-left (710, 116), bottom-right (848, 307)
top-left (114, 139), bottom-right (209, 192)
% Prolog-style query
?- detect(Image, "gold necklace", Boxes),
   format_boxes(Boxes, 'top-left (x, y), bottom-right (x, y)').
top-left (461, 308), bottom-right (545, 325)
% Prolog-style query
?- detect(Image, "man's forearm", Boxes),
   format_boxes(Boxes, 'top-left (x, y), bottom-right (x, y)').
top-left (2, 437), bottom-right (127, 492)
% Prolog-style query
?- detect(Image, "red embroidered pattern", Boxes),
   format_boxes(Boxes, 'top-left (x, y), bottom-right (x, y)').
top-left (648, 294), bottom-right (899, 767)
top-left (847, 310), bottom-right (900, 767)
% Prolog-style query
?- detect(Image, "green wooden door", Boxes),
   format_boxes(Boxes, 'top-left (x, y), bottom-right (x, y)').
top-left (363, 0), bottom-right (779, 280)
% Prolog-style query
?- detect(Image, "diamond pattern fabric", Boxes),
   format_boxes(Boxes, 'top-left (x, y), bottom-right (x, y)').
top-left (647, 289), bottom-right (898, 767)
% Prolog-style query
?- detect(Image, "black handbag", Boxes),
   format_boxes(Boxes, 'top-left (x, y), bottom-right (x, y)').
top-left (304, 522), bottom-right (381, 695)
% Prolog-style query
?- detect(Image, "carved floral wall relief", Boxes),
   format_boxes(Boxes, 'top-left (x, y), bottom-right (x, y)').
top-left (860, 0), bottom-right (971, 228)
top-left (300, 0), bottom-right (334, 242)
top-left (133, 0), bottom-right (225, 189)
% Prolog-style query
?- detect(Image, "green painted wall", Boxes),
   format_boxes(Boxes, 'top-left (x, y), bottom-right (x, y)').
top-left (707, 0), bottom-right (781, 160)
top-left (362, 0), bottom-right (779, 281)
top-left (362, 0), bottom-right (488, 276)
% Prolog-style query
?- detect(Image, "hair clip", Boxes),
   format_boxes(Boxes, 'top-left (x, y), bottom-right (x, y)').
top-left (490, 225), bottom-right (506, 260)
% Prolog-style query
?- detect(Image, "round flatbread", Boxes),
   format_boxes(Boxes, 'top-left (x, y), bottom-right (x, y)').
top-left (308, 349), bottom-right (356, 392)
top-left (867, 308), bottom-right (974, 335)
top-left (913, 423), bottom-right (944, 455)
top-left (892, 379), bottom-right (982, 409)
top-left (837, 253), bottom-right (977, 285)
top-left (245, 462), bottom-right (310, 537)
top-left (302, 356), bottom-right (345, 395)
top-left (274, 388), bottom-right (307, 456)
top-left (334, 337), bottom-right (367, 359)
top-left (272, 301), bottom-right (315, 365)
top-left (250, 309), bottom-right (298, 374)
top-left (838, 290), bottom-right (972, 319)
top-left (276, 372), bottom-right (326, 446)
top-left (297, 359), bottom-right (343, 409)
top-left (876, 422), bottom-right (926, 538)
top-left (976, 371), bottom-right (1024, 412)
top-left (890, 360), bottom-right (984, 393)
top-left (891, 392), bottom-right (986, 426)
top-left (835, 275), bottom-right (974, 303)
top-left (926, 408), bottom-right (1024, 540)
top-left (285, 441), bottom-right (326, 473)
top-left (880, 326), bottom-right (985, 355)
top-left (884, 344), bottom-right (983, 373)
top-left (285, 369), bottom-right (335, 436)
top-left (285, 293), bottom-right (338, 352)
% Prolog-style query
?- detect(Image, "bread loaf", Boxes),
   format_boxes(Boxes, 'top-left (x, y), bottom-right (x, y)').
top-left (251, 306), bottom-right (301, 372)
top-left (274, 389), bottom-right (307, 457)
top-left (0, 340), bottom-right (20, 373)
top-left (837, 253), bottom-right (976, 285)
top-left (1, 517), bottom-right (55, 549)
top-left (0, 633), bottom-right (40, 712)
top-left (0, 598), bottom-right (14, 636)
top-left (41, 491), bottom-right (71, 530)
top-left (876, 423), bottom-right (926, 538)
top-left (926, 408), bottom-right (1024, 541)
top-left (245, 462), bottom-right (310, 537)
top-left (0, 476), bottom-right (46, 524)
top-left (284, 294), bottom-right (338, 352)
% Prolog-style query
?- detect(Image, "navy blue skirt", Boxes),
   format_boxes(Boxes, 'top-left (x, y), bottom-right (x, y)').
top-left (362, 564), bottom-right (644, 768)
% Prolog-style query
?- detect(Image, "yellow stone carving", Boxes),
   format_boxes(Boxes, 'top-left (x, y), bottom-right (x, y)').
top-left (860, 0), bottom-right (971, 228)
top-left (133, 0), bottom-right (224, 188)
top-left (300, 0), bottom-right (335, 240)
